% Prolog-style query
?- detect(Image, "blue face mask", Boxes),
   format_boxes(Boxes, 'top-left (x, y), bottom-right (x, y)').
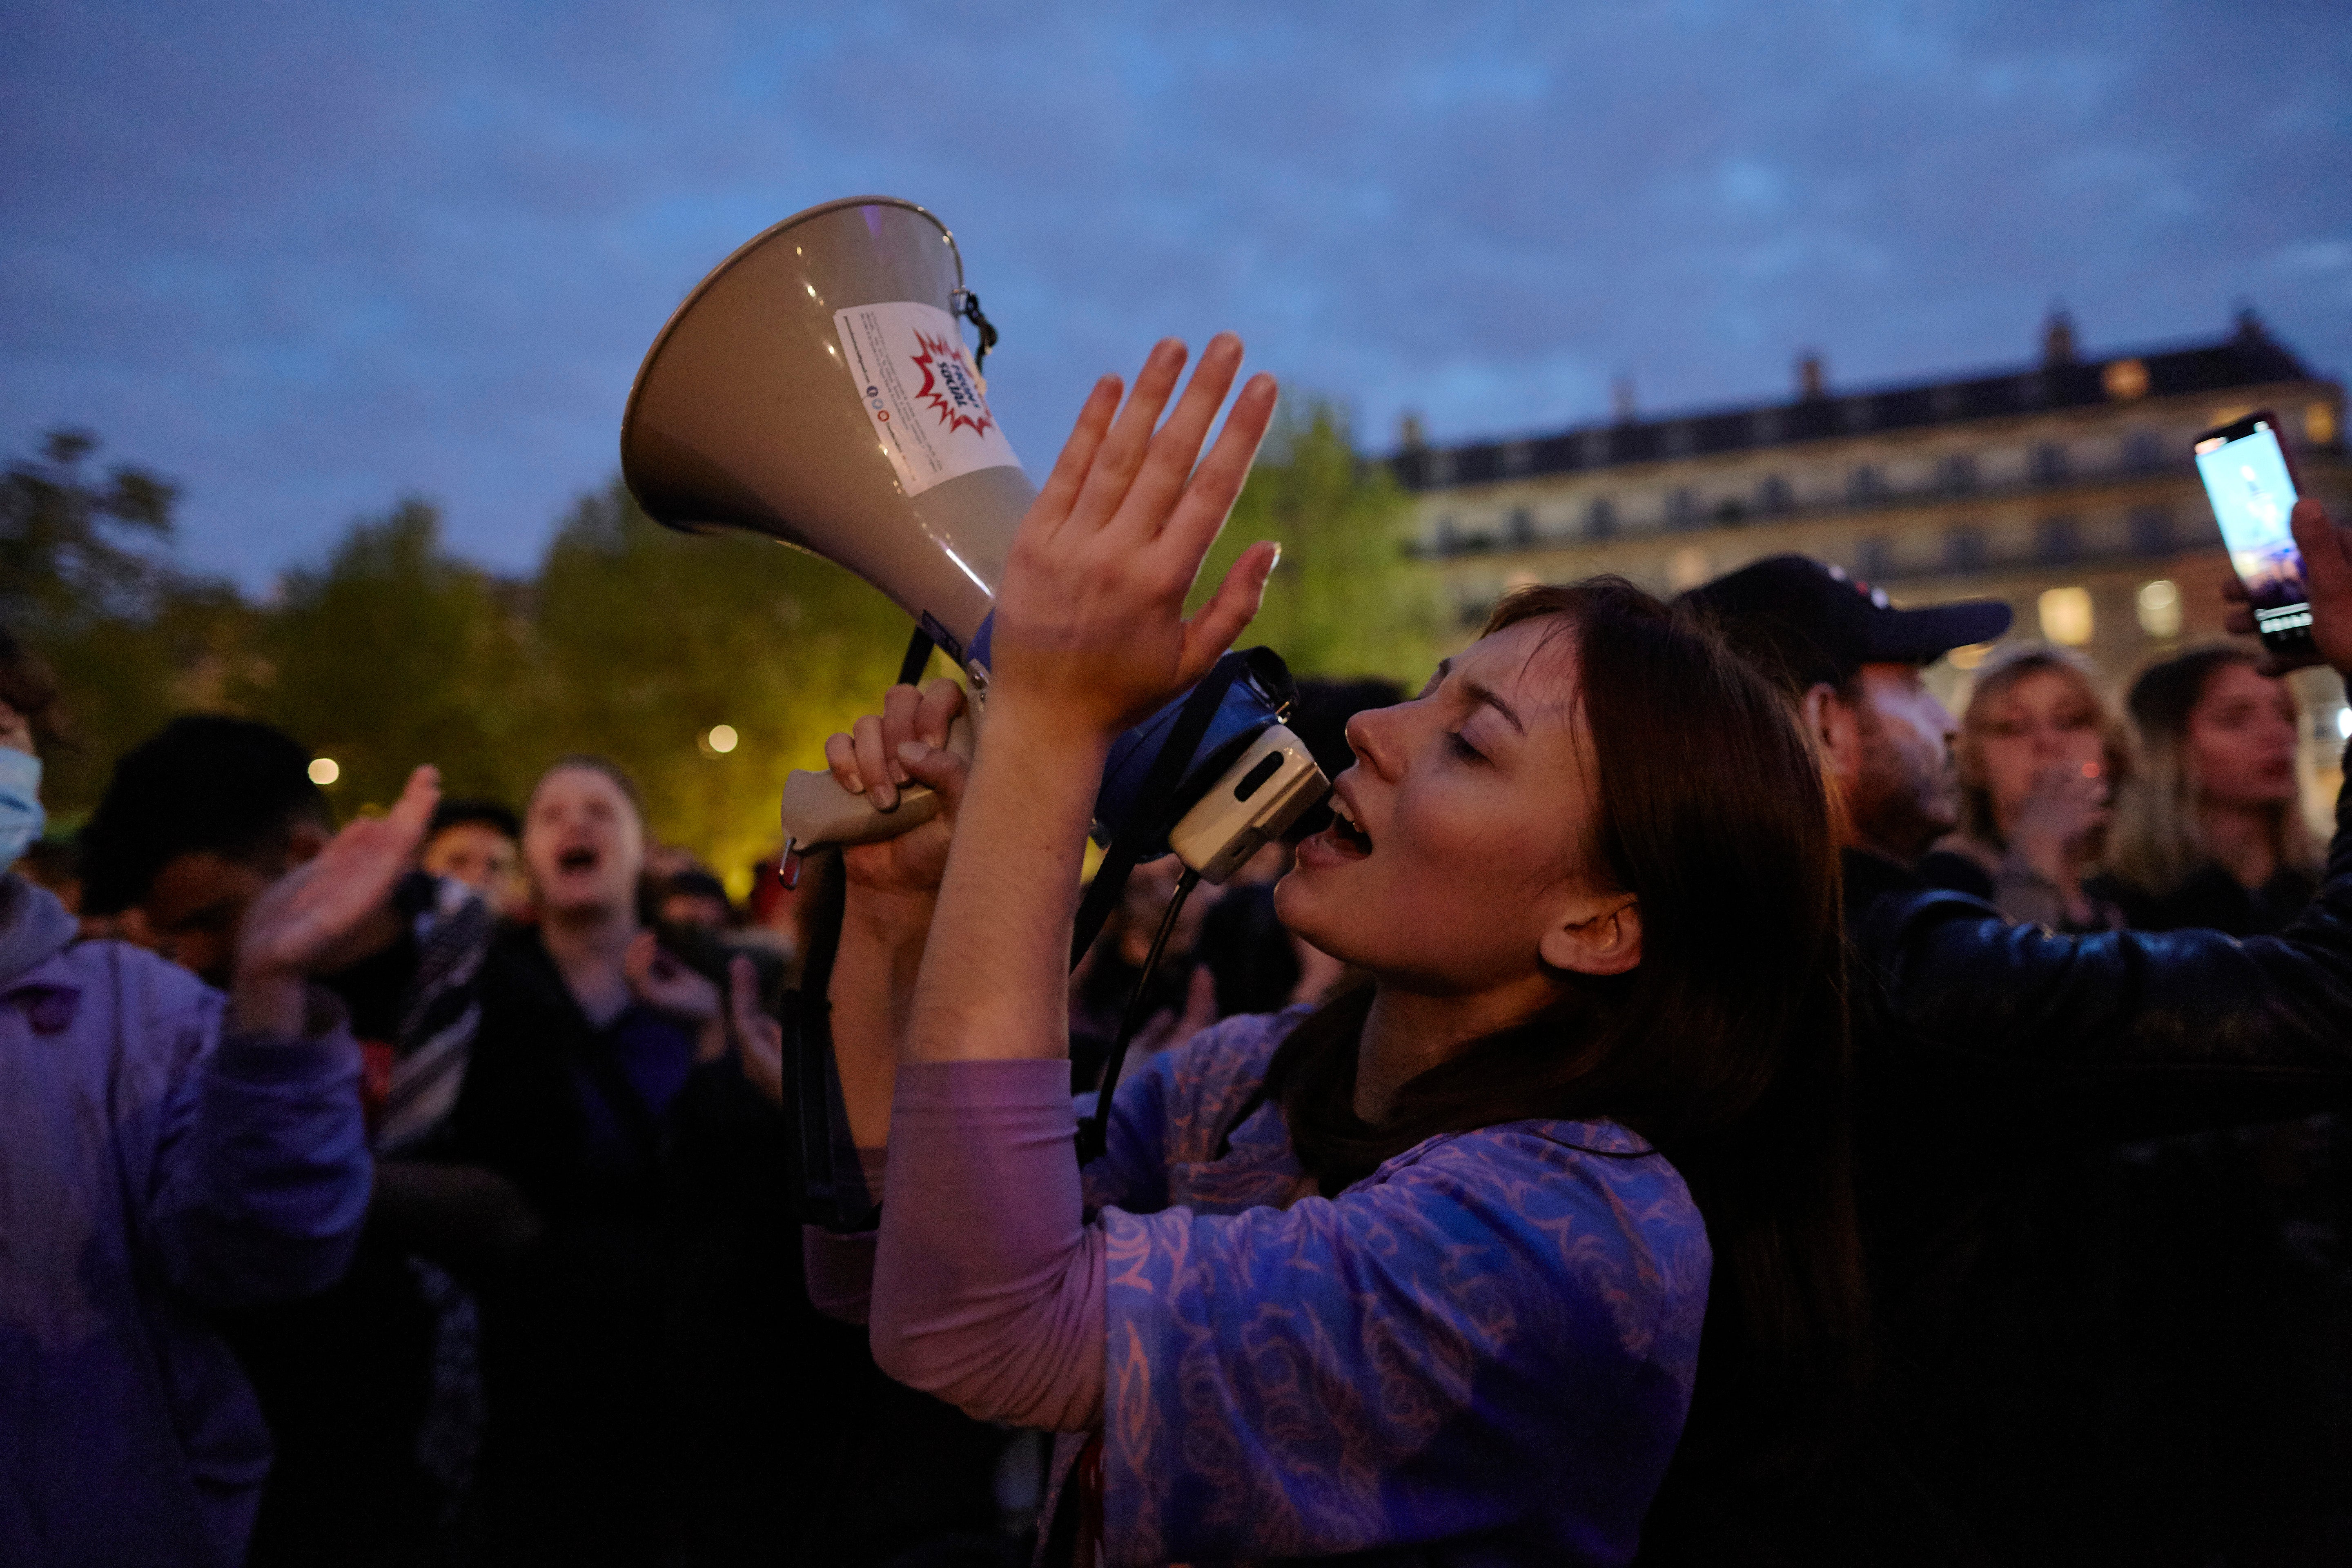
top-left (0, 749), bottom-right (45, 867)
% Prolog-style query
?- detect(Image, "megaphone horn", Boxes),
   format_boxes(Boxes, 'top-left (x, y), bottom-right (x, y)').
top-left (619, 196), bottom-right (1327, 885)
top-left (624, 196), bottom-right (1029, 672)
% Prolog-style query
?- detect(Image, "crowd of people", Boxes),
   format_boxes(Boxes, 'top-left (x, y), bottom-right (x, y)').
top-left (2, 332), bottom-right (2348, 1568)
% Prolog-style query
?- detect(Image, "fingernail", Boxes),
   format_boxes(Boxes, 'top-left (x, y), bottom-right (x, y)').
top-left (875, 782), bottom-right (898, 810)
top-left (888, 761), bottom-right (909, 786)
top-left (898, 740), bottom-right (931, 764)
top-left (843, 774), bottom-right (864, 795)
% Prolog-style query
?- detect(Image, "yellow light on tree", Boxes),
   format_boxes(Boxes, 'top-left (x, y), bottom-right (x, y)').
top-left (309, 757), bottom-right (341, 786)
top-left (703, 724), bottom-right (739, 755)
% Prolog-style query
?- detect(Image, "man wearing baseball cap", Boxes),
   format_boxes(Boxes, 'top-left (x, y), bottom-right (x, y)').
top-left (1661, 531), bottom-right (2352, 1567)
top-left (1683, 554), bottom-right (2010, 866)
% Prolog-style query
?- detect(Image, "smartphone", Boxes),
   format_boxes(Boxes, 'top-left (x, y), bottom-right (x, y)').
top-left (2194, 409), bottom-right (2313, 657)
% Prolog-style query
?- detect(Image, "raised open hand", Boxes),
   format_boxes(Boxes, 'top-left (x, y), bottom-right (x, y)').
top-left (989, 334), bottom-right (1281, 739)
top-left (232, 765), bottom-right (440, 1033)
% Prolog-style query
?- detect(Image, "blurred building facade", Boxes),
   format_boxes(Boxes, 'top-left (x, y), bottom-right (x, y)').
top-left (1391, 310), bottom-right (2352, 799)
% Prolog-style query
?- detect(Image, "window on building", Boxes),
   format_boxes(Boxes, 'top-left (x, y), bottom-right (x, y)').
top-left (1436, 514), bottom-right (1460, 553)
top-left (1427, 450), bottom-right (1457, 486)
top-left (2122, 430), bottom-right (2163, 474)
top-left (2137, 579), bottom-right (2183, 640)
top-left (1858, 537), bottom-right (1896, 582)
top-left (1585, 497), bottom-right (1616, 539)
top-left (2035, 516), bottom-right (2082, 564)
top-left (2030, 442), bottom-right (2070, 484)
top-left (1848, 465), bottom-right (1884, 503)
top-left (1506, 507), bottom-right (1535, 547)
top-left (2039, 586), bottom-right (2094, 646)
top-left (1756, 474), bottom-right (1793, 515)
top-left (1936, 454), bottom-right (1978, 494)
top-left (1667, 488), bottom-right (1700, 528)
top-left (2128, 506), bottom-right (2172, 556)
top-left (2309, 403), bottom-right (2341, 445)
top-left (1502, 442), bottom-right (1533, 476)
top-left (1944, 524), bottom-right (1989, 572)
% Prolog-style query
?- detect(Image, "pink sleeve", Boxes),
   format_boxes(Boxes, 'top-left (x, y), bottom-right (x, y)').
top-left (802, 1147), bottom-right (891, 1323)
top-left (869, 1058), bottom-right (1106, 1433)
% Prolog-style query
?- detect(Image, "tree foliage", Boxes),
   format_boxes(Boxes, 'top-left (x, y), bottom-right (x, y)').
top-left (1191, 398), bottom-right (1441, 685)
top-left (234, 498), bottom-right (534, 812)
top-left (8, 409), bottom-right (1428, 881)
top-left (0, 430), bottom-right (179, 628)
top-left (525, 479), bottom-right (908, 887)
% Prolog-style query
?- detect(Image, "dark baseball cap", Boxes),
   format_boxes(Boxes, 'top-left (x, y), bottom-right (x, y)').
top-left (1679, 554), bottom-right (2012, 693)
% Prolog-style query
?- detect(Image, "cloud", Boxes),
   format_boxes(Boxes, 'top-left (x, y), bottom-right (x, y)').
top-left (2, 0), bottom-right (2346, 583)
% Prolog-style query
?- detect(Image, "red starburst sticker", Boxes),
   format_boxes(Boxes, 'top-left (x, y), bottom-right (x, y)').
top-left (908, 331), bottom-right (995, 437)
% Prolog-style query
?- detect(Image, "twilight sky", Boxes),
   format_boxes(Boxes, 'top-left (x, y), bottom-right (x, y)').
top-left (4, 0), bottom-right (2347, 585)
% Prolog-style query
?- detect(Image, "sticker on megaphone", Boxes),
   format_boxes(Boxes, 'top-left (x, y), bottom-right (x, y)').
top-left (835, 303), bottom-right (1021, 499)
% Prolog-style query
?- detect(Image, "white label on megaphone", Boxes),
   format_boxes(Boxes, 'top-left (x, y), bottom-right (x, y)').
top-left (833, 302), bottom-right (1022, 498)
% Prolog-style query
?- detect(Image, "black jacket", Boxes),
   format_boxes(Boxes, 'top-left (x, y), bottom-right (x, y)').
top-left (1826, 750), bottom-right (2352, 1567)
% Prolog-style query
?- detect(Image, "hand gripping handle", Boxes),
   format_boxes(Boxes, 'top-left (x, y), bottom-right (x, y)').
top-left (780, 711), bottom-right (976, 855)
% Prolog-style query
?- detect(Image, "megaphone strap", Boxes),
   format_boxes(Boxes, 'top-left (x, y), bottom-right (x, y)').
top-left (1068, 653), bottom-right (1252, 969)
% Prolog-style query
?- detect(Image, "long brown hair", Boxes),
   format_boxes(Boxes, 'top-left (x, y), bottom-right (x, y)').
top-left (2107, 645), bottom-right (2317, 895)
top-left (1265, 578), bottom-right (1864, 1530)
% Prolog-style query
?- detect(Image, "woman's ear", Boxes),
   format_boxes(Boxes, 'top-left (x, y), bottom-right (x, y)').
top-left (1539, 891), bottom-right (1643, 977)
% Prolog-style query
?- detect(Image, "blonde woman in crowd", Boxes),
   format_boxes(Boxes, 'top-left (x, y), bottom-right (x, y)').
top-left (2103, 645), bottom-right (2322, 935)
top-left (1920, 644), bottom-right (2131, 931)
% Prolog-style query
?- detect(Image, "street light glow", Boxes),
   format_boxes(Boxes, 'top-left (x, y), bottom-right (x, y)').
top-left (309, 757), bottom-right (341, 785)
top-left (706, 724), bottom-right (738, 754)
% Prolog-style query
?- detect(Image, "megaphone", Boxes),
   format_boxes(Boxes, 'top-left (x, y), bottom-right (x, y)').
top-left (620, 196), bottom-right (1326, 886)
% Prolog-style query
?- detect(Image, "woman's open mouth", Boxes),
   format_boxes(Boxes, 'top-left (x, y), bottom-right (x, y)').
top-left (1320, 795), bottom-right (1373, 859)
top-left (556, 845), bottom-right (599, 873)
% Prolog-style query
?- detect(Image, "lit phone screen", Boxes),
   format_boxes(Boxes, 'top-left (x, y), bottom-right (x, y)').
top-left (2195, 421), bottom-right (2310, 634)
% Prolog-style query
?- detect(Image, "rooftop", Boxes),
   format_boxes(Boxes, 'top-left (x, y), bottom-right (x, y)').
top-left (1390, 313), bottom-right (2319, 494)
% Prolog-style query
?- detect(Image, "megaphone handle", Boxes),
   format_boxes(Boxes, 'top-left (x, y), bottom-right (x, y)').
top-left (780, 711), bottom-right (975, 853)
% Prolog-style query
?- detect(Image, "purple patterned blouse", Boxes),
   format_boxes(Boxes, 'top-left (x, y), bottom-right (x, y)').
top-left (1071, 1006), bottom-right (1711, 1566)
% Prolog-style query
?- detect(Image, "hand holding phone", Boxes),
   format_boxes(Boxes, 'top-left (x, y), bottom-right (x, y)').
top-left (2223, 495), bottom-right (2352, 679)
top-left (2196, 409), bottom-right (2313, 658)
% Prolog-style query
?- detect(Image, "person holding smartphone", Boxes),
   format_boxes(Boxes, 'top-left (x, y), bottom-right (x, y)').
top-left (1682, 492), bottom-right (2352, 1564)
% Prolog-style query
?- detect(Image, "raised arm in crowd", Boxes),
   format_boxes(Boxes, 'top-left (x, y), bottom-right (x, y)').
top-left (783, 336), bottom-right (1868, 1566)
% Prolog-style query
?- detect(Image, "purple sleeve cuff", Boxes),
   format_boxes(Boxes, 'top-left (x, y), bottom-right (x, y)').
top-left (869, 1058), bottom-right (1106, 1432)
top-left (803, 1226), bottom-right (878, 1322)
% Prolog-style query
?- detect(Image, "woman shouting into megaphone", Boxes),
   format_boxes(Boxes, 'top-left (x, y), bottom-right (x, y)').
top-left (787, 334), bottom-right (1863, 1565)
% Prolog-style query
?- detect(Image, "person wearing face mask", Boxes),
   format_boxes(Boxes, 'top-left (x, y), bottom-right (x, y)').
top-left (0, 631), bottom-right (45, 871)
top-left (421, 797), bottom-right (529, 922)
top-left (777, 339), bottom-right (1863, 1566)
top-left (73, 715), bottom-right (519, 1564)
top-left (1917, 645), bottom-right (2131, 932)
top-left (0, 625), bottom-right (408, 1568)
top-left (2102, 646), bottom-right (2322, 936)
